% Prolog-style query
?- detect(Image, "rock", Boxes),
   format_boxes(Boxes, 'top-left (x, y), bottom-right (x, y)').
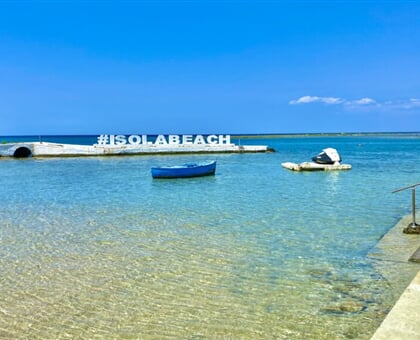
top-left (321, 300), bottom-right (366, 314)
top-left (339, 300), bottom-right (366, 313)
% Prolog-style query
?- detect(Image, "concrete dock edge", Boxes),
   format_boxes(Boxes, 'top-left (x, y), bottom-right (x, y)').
top-left (371, 270), bottom-right (420, 339)
top-left (0, 141), bottom-right (271, 157)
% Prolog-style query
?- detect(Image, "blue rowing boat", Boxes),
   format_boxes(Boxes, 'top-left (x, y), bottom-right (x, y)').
top-left (151, 160), bottom-right (217, 179)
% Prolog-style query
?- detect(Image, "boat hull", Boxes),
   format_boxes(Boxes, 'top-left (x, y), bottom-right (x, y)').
top-left (151, 161), bottom-right (216, 178)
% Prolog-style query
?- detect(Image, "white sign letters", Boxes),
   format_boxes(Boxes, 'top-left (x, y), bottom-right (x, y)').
top-left (95, 134), bottom-right (232, 146)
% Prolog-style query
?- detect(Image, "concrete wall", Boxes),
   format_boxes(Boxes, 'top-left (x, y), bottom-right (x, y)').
top-left (0, 142), bottom-right (269, 158)
top-left (371, 271), bottom-right (420, 339)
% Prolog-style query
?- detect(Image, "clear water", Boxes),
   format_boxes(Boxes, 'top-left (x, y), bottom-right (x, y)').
top-left (0, 135), bottom-right (419, 339)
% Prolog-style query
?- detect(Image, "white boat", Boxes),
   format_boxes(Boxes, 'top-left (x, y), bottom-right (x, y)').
top-left (282, 148), bottom-right (352, 172)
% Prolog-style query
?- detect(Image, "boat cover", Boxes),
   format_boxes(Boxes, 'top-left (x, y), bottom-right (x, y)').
top-left (312, 148), bottom-right (341, 165)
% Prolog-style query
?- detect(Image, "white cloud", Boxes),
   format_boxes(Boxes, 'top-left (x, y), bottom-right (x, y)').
top-left (289, 95), bottom-right (420, 113)
top-left (380, 98), bottom-right (420, 110)
top-left (343, 97), bottom-right (378, 109)
top-left (289, 96), bottom-right (344, 105)
top-left (289, 96), bottom-right (319, 104)
top-left (409, 98), bottom-right (420, 107)
top-left (352, 97), bottom-right (376, 105)
top-left (323, 97), bottom-right (345, 104)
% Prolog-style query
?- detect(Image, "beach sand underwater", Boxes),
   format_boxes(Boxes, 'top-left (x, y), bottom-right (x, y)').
top-left (0, 134), bottom-right (419, 339)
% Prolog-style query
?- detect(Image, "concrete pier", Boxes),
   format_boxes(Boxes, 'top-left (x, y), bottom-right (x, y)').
top-left (0, 141), bottom-right (271, 158)
top-left (371, 271), bottom-right (420, 339)
top-left (369, 213), bottom-right (420, 339)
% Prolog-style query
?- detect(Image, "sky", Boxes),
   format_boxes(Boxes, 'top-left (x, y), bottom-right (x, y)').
top-left (1, 0), bottom-right (419, 135)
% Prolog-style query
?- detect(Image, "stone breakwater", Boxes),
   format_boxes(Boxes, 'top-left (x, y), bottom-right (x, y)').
top-left (0, 142), bottom-right (271, 158)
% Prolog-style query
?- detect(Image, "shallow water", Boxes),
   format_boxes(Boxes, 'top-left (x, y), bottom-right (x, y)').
top-left (0, 135), bottom-right (419, 339)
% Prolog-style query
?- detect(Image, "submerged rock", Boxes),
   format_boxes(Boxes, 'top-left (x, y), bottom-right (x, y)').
top-left (339, 300), bottom-right (366, 313)
top-left (321, 300), bottom-right (366, 314)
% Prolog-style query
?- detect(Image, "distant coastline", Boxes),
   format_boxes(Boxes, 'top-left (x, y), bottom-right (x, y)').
top-left (232, 131), bottom-right (420, 139)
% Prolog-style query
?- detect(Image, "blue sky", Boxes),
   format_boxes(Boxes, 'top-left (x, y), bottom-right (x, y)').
top-left (1, 1), bottom-right (419, 135)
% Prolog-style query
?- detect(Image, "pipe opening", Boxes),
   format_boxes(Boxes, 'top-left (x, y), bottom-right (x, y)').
top-left (13, 147), bottom-right (32, 158)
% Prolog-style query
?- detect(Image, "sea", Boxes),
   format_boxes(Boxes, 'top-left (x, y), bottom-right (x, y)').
top-left (0, 134), bottom-right (419, 339)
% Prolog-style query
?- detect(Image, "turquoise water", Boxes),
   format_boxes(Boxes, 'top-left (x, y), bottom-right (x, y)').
top-left (0, 135), bottom-right (419, 339)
